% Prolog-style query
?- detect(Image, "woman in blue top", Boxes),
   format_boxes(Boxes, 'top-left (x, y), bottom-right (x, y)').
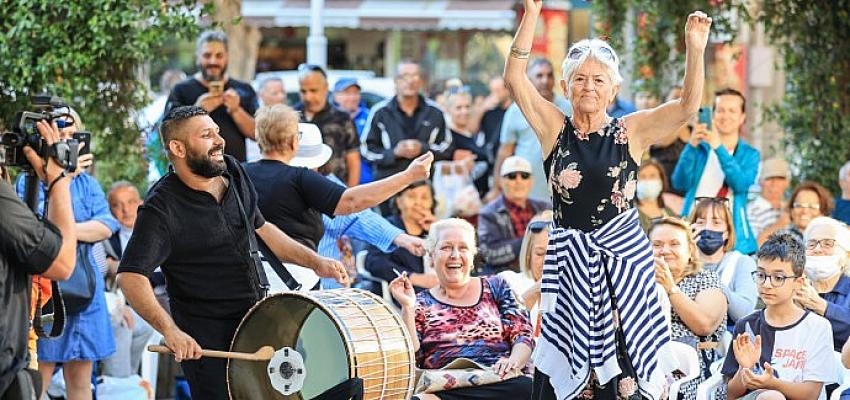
top-left (505, 1), bottom-right (713, 398)
top-left (17, 108), bottom-right (118, 400)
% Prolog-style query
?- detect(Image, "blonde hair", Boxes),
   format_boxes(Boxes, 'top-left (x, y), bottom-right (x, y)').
top-left (648, 216), bottom-right (703, 278)
top-left (255, 104), bottom-right (300, 153)
top-left (425, 218), bottom-right (478, 258)
top-left (518, 210), bottom-right (553, 280)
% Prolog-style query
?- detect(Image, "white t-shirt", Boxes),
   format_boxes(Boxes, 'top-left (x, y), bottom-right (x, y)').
top-left (722, 310), bottom-right (842, 400)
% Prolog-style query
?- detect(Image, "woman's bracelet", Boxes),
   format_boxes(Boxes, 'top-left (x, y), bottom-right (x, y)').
top-left (509, 46), bottom-right (531, 60)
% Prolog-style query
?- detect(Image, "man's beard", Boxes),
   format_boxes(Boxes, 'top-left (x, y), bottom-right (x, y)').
top-left (201, 62), bottom-right (227, 82)
top-left (186, 146), bottom-right (226, 178)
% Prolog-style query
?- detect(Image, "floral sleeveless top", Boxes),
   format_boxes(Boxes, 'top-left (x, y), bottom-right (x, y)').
top-left (544, 117), bottom-right (638, 232)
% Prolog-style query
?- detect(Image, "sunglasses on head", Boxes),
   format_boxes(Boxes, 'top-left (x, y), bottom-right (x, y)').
top-left (568, 45), bottom-right (617, 63)
top-left (446, 85), bottom-right (470, 96)
top-left (297, 63), bottom-right (327, 78)
top-left (695, 196), bottom-right (730, 205)
top-left (527, 220), bottom-right (552, 233)
top-left (504, 172), bottom-right (531, 180)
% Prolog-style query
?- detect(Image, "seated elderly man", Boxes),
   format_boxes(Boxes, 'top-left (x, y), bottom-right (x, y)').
top-left (478, 156), bottom-right (551, 274)
top-left (390, 218), bottom-right (534, 400)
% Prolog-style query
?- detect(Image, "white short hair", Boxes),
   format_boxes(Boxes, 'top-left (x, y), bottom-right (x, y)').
top-left (561, 38), bottom-right (623, 97)
top-left (424, 218), bottom-right (477, 258)
top-left (804, 216), bottom-right (850, 274)
top-left (840, 160), bottom-right (850, 181)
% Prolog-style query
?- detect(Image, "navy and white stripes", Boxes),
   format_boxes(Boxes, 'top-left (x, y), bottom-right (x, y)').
top-left (535, 208), bottom-right (671, 400)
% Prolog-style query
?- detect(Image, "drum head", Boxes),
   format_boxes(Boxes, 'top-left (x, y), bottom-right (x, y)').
top-left (228, 293), bottom-right (351, 400)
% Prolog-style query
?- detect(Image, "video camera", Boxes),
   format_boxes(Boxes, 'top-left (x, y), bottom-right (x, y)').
top-left (0, 95), bottom-right (91, 172)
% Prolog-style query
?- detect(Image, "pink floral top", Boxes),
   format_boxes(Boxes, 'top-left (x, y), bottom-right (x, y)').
top-left (544, 117), bottom-right (637, 231)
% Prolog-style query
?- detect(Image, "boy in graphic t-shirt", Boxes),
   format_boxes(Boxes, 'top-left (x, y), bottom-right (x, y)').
top-left (722, 233), bottom-right (841, 400)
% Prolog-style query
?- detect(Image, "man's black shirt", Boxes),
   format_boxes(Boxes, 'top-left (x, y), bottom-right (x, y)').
top-left (166, 78), bottom-right (259, 161)
top-left (117, 156), bottom-right (266, 319)
top-left (0, 182), bottom-right (61, 394)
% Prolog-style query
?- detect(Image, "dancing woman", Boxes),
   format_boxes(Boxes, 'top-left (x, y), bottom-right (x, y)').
top-left (504, 1), bottom-right (712, 398)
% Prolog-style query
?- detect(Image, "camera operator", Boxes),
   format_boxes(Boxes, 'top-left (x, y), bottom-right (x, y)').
top-left (1, 120), bottom-right (77, 399)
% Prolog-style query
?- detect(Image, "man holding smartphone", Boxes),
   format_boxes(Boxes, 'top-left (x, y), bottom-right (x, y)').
top-left (671, 88), bottom-right (761, 254)
top-left (165, 30), bottom-right (259, 162)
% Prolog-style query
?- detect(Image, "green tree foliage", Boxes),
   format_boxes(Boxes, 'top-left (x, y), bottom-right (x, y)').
top-left (591, 1), bottom-right (746, 97)
top-left (759, 0), bottom-right (850, 192)
top-left (0, 1), bottom-right (210, 190)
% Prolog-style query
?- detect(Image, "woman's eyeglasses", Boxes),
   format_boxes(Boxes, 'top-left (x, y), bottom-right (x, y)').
top-left (792, 202), bottom-right (821, 211)
top-left (567, 45), bottom-right (617, 63)
top-left (751, 271), bottom-right (798, 287)
top-left (527, 220), bottom-right (552, 233)
top-left (806, 238), bottom-right (836, 251)
top-left (297, 63), bottom-right (327, 78)
top-left (504, 172), bottom-right (531, 180)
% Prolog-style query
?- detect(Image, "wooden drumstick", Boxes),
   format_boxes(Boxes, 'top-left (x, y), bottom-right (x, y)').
top-left (148, 345), bottom-right (275, 361)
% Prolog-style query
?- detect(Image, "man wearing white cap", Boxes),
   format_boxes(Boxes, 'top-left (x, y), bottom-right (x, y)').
top-left (747, 157), bottom-right (791, 244)
top-left (478, 155), bottom-right (552, 273)
top-left (244, 105), bottom-right (433, 288)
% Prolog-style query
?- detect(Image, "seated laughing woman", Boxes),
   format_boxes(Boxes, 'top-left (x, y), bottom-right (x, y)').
top-left (390, 218), bottom-right (534, 400)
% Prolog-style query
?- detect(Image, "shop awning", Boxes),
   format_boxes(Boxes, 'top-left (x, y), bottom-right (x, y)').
top-left (242, 0), bottom-right (518, 31)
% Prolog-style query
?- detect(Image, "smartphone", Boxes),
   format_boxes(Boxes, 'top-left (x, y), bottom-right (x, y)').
top-left (208, 81), bottom-right (224, 96)
top-left (698, 106), bottom-right (713, 130)
top-left (72, 131), bottom-right (92, 156)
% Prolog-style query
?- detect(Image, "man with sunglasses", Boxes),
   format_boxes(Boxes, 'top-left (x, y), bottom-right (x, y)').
top-left (166, 30), bottom-right (259, 162)
top-left (672, 88), bottom-right (760, 255)
top-left (479, 156), bottom-right (551, 274)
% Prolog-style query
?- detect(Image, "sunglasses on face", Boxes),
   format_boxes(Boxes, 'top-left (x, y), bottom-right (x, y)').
top-left (446, 85), bottom-right (471, 95)
top-left (568, 45), bottom-right (617, 63)
top-left (55, 119), bottom-right (74, 129)
top-left (297, 63), bottom-right (327, 78)
top-left (504, 172), bottom-right (531, 180)
top-left (751, 271), bottom-right (798, 287)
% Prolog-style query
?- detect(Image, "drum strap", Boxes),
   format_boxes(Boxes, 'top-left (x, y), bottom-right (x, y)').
top-left (311, 377), bottom-right (363, 400)
top-left (233, 183), bottom-right (300, 295)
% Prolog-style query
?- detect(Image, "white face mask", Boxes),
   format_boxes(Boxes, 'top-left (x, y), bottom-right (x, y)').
top-left (636, 179), bottom-right (663, 201)
top-left (805, 254), bottom-right (843, 281)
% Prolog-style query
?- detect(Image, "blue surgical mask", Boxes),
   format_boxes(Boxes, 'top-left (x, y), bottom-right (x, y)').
top-left (697, 229), bottom-right (726, 255)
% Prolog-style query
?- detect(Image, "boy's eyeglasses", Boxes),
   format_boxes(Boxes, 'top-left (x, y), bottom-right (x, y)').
top-left (806, 238), bottom-right (836, 251)
top-left (527, 220), bottom-right (552, 233)
top-left (751, 271), bottom-right (799, 287)
top-left (504, 172), bottom-right (531, 180)
top-left (297, 63), bottom-right (327, 78)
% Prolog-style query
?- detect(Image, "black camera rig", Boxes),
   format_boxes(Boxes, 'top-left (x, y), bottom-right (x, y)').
top-left (0, 95), bottom-right (91, 172)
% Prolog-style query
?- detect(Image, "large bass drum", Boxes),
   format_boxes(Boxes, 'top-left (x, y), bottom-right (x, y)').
top-left (227, 289), bottom-right (415, 399)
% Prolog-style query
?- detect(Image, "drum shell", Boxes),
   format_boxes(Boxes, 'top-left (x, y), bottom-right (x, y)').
top-left (227, 288), bottom-right (415, 400)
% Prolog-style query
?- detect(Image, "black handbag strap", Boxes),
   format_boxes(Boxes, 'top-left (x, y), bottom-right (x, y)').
top-left (231, 178), bottom-right (301, 293)
top-left (32, 278), bottom-right (65, 338)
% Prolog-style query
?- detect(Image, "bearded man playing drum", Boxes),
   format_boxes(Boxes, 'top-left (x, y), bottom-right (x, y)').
top-left (116, 106), bottom-right (348, 400)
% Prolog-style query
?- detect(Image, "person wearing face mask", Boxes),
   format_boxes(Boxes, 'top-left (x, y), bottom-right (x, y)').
top-left (636, 160), bottom-right (675, 232)
top-left (689, 197), bottom-right (758, 329)
top-left (794, 216), bottom-right (850, 351)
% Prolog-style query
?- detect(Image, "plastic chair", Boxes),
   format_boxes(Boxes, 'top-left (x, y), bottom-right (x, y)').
top-left (354, 250), bottom-right (394, 307)
top-left (830, 351), bottom-right (850, 400)
top-left (140, 331), bottom-right (162, 393)
top-left (666, 341), bottom-right (702, 397)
